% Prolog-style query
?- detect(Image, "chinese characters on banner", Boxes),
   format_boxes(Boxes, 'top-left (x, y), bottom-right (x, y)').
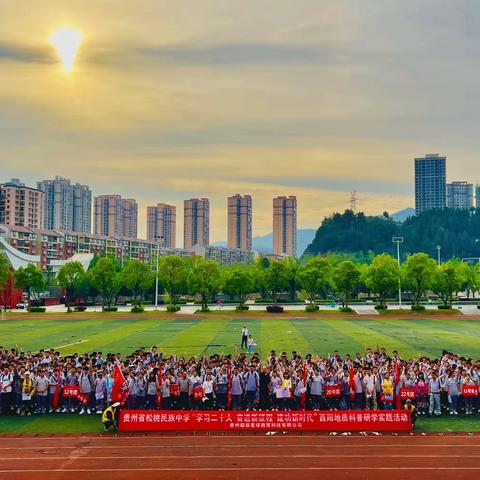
top-left (399, 388), bottom-right (416, 400)
top-left (462, 385), bottom-right (479, 397)
top-left (62, 385), bottom-right (89, 405)
top-left (324, 385), bottom-right (341, 398)
top-left (119, 410), bottom-right (412, 431)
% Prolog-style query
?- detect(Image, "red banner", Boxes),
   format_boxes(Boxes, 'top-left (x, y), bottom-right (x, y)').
top-left (63, 386), bottom-right (79, 398)
top-left (169, 384), bottom-right (180, 397)
top-left (77, 393), bottom-right (90, 405)
top-left (325, 385), bottom-right (341, 398)
top-left (119, 410), bottom-right (412, 432)
top-left (462, 385), bottom-right (479, 397)
top-left (193, 387), bottom-right (204, 400)
top-left (400, 388), bottom-right (416, 400)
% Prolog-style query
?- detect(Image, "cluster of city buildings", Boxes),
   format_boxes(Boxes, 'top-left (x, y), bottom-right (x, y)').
top-left (0, 177), bottom-right (297, 271)
top-left (414, 154), bottom-right (480, 214)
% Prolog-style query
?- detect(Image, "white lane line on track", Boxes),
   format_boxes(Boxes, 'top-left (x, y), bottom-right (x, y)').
top-left (2, 454), bottom-right (480, 460)
top-left (0, 444), bottom-right (479, 450)
top-left (2, 467), bottom-right (480, 472)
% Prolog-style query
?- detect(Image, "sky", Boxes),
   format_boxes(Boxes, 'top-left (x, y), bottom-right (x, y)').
top-left (1, 0), bottom-right (479, 242)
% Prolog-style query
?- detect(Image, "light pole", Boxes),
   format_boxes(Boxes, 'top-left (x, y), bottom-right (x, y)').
top-left (436, 245), bottom-right (441, 265)
top-left (154, 235), bottom-right (164, 310)
top-left (392, 236), bottom-right (404, 309)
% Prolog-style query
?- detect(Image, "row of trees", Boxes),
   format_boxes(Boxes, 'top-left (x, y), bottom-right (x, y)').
top-left (1, 251), bottom-right (479, 312)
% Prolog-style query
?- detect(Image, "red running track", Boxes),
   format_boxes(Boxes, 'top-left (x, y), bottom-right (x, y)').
top-left (0, 432), bottom-right (480, 480)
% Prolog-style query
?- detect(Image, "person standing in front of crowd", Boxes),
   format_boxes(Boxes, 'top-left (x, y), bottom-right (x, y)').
top-left (309, 369), bottom-right (324, 411)
top-left (78, 367), bottom-right (93, 415)
top-left (214, 368), bottom-right (228, 410)
top-left (247, 335), bottom-right (255, 355)
top-left (1, 365), bottom-right (14, 414)
top-left (446, 371), bottom-right (460, 415)
top-left (22, 372), bottom-right (35, 416)
top-left (245, 365), bottom-right (259, 411)
top-left (146, 372), bottom-right (158, 410)
top-left (382, 372), bottom-right (394, 410)
top-left (231, 368), bottom-right (243, 410)
top-left (34, 369), bottom-right (49, 414)
top-left (94, 371), bottom-right (107, 413)
top-left (428, 371), bottom-right (442, 416)
top-left (241, 325), bottom-right (249, 350)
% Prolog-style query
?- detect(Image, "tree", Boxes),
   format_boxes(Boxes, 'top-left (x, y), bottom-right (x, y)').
top-left (187, 258), bottom-right (222, 311)
top-left (296, 257), bottom-right (332, 304)
top-left (365, 254), bottom-right (399, 308)
top-left (120, 260), bottom-right (153, 308)
top-left (432, 260), bottom-right (466, 308)
top-left (263, 260), bottom-right (288, 304)
top-left (91, 257), bottom-right (120, 309)
top-left (403, 253), bottom-right (437, 307)
top-left (15, 263), bottom-right (45, 307)
top-left (284, 257), bottom-right (301, 301)
top-left (332, 260), bottom-right (361, 308)
top-left (0, 253), bottom-right (9, 297)
top-left (460, 263), bottom-right (480, 299)
top-left (57, 261), bottom-right (85, 312)
top-left (158, 255), bottom-right (187, 308)
top-left (74, 271), bottom-right (96, 304)
top-left (223, 264), bottom-right (254, 309)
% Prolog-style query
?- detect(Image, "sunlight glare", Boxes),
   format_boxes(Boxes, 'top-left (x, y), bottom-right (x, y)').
top-left (49, 28), bottom-right (82, 72)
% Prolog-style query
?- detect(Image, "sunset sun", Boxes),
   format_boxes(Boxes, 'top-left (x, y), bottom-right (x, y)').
top-left (49, 27), bottom-right (82, 72)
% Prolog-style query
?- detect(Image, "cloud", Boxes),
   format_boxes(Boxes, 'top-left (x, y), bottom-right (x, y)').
top-left (0, 42), bottom-right (54, 63)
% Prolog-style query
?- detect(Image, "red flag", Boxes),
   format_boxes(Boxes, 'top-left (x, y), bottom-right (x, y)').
top-left (349, 366), bottom-right (356, 400)
top-left (300, 363), bottom-right (308, 409)
top-left (393, 362), bottom-right (401, 409)
top-left (227, 363), bottom-right (232, 409)
top-left (52, 371), bottom-right (61, 410)
top-left (111, 363), bottom-right (127, 403)
top-left (156, 366), bottom-right (163, 408)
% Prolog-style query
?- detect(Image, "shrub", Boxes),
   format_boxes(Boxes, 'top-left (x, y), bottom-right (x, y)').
top-left (374, 304), bottom-right (386, 311)
top-left (266, 305), bottom-right (284, 313)
top-left (103, 306), bottom-right (118, 312)
top-left (305, 304), bottom-right (319, 312)
top-left (236, 305), bottom-right (250, 311)
top-left (74, 306), bottom-right (87, 312)
top-left (339, 307), bottom-right (354, 313)
top-left (411, 305), bottom-right (426, 312)
top-left (166, 305), bottom-right (181, 313)
top-left (477, 305), bottom-right (480, 310)
top-left (437, 304), bottom-right (452, 310)
top-left (131, 306), bottom-right (144, 313)
top-left (28, 307), bottom-right (46, 313)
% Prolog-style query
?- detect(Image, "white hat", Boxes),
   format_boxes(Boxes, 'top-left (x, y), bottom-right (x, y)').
top-left (112, 402), bottom-right (121, 407)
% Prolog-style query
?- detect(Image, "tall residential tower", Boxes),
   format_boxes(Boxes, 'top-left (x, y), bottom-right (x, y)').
top-left (446, 181), bottom-right (473, 210)
top-left (414, 154), bottom-right (446, 215)
top-left (227, 194), bottom-right (252, 251)
top-left (184, 198), bottom-right (209, 249)
top-left (94, 195), bottom-right (138, 238)
top-left (273, 195), bottom-right (297, 257)
top-left (147, 203), bottom-right (176, 247)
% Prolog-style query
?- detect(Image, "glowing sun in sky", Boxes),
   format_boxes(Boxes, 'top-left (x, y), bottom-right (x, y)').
top-left (49, 27), bottom-right (82, 72)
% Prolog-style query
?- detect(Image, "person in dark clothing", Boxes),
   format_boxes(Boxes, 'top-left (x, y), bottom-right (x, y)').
top-left (259, 367), bottom-right (271, 410)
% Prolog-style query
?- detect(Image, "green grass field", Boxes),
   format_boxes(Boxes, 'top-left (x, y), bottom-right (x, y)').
top-left (2, 314), bottom-right (480, 359)
top-left (2, 314), bottom-right (480, 433)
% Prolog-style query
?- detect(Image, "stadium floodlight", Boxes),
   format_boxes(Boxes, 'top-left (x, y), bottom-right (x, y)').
top-left (392, 237), bottom-right (404, 308)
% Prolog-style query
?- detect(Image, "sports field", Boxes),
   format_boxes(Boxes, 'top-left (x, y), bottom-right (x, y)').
top-left (2, 314), bottom-right (480, 359)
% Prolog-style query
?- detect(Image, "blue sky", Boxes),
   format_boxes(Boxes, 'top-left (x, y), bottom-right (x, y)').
top-left (1, 0), bottom-right (479, 240)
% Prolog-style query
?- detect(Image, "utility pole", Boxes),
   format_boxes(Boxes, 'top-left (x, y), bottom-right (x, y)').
top-left (436, 245), bottom-right (441, 265)
top-left (392, 236), bottom-right (404, 309)
top-left (154, 235), bottom-right (164, 310)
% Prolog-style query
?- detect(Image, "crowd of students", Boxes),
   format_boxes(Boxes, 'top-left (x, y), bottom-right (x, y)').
top-left (0, 343), bottom-right (479, 417)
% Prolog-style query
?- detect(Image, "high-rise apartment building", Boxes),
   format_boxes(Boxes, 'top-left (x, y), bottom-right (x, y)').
top-left (414, 154), bottom-right (447, 215)
top-left (184, 198), bottom-right (209, 250)
top-left (273, 196), bottom-right (297, 257)
top-left (476, 184), bottom-right (480, 209)
top-left (94, 195), bottom-right (138, 238)
top-left (446, 181), bottom-right (473, 210)
top-left (0, 179), bottom-right (44, 229)
top-left (227, 194), bottom-right (252, 251)
top-left (37, 177), bottom-right (92, 233)
top-left (147, 203), bottom-right (176, 247)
